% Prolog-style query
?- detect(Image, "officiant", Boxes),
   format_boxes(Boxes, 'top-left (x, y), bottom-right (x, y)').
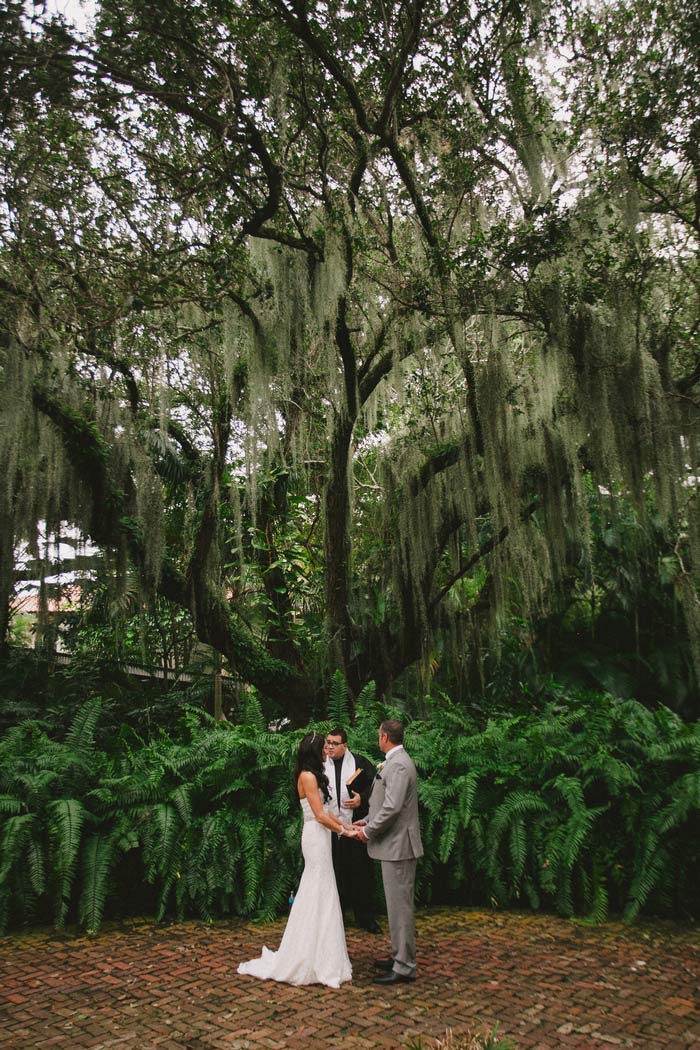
top-left (325, 727), bottom-right (380, 934)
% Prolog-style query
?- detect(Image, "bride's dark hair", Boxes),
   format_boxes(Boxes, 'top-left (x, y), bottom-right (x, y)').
top-left (294, 732), bottom-right (331, 802)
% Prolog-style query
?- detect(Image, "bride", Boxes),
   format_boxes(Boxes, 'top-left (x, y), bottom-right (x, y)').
top-left (237, 732), bottom-right (357, 988)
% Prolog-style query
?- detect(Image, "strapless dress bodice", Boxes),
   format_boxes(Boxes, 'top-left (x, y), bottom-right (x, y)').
top-left (300, 796), bottom-right (330, 822)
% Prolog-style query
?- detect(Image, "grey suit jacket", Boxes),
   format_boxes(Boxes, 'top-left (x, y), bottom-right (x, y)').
top-left (365, 747), bottom-right (423, 862)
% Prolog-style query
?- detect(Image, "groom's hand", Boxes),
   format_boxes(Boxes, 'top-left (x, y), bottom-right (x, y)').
top-left (353, 819), bottom-right (369, 842)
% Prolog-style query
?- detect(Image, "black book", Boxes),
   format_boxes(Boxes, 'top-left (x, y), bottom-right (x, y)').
top-left (346, 766), bottom-right (372, 796)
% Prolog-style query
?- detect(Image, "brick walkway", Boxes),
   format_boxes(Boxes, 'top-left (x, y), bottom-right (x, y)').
top-left (1, 908), bottom-right (699, 1049)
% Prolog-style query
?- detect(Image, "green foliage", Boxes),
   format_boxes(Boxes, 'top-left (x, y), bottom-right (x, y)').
top-left (79, 833), bottom-right (114, 934)
top-left (0, 685), bottom-right (699, 933)
top-left (328, 669), bottom-right (350, 726)
top-left (0, 647), bottom-right (226, 742)
top-left (412, 690), bottom-right (700, 923)
top-left (0, 700), bottom-right (307, 932)
top-left (4, 0), bottom-right (700, 729)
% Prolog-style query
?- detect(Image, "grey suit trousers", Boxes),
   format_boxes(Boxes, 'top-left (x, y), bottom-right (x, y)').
top-left (381, 857), bottom-right (417, 976)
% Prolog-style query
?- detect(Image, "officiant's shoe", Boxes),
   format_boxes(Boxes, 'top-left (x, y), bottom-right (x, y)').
top-left (373, 958), bottom-right (394, 971)
top-left (373, 970), bottom-right (415, 985)
top-left (361, 920), bottom-right (381, 934)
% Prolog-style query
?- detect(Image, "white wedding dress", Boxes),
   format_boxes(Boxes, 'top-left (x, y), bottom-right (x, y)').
top-left (237, 797), bottom-right (352, 988)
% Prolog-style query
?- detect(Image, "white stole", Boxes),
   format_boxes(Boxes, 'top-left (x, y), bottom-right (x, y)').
top-left (325, 749), bottom-right (357, 820)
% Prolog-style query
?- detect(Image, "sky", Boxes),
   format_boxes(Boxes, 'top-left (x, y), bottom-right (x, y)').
top-left (46, 0), bottom-right (93, 32)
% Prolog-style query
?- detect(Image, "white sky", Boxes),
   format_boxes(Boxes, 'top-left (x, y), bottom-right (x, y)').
top-left (46, 0), bottom-right (94, 32)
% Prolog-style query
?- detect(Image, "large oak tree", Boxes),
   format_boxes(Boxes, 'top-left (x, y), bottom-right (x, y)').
top-left (2, 0), bottom-right (699, 722)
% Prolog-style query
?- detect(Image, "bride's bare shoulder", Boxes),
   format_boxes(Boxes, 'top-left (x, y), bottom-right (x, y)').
top-left (297, 770), bottom-right (317, 798)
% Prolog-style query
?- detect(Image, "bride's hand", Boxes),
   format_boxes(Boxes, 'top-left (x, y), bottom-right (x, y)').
top-left (339, 823), bottom-right (358, 838)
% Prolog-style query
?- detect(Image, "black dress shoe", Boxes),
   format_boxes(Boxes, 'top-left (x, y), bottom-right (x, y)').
top-left (374, 958), bottom-right (394, 971)
top-left (373, 970), bottom-right (415, 985)
top-left (360, 920), bottom-right (382, 934)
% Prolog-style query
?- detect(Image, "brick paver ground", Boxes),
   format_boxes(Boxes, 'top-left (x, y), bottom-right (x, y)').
top-left (1, 908), bottom-right (699, 1049)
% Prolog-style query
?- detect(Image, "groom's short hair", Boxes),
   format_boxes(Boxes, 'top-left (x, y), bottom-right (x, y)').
top-left (380, 719), bottom-right (404, 745)
top-left (328, 726), bottom-right (348, 743)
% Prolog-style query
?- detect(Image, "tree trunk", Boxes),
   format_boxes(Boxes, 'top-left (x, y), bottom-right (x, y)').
top-left (324, 414), bottom-right (355, 673)
top-left (0, 503), bottom-right (15, 651)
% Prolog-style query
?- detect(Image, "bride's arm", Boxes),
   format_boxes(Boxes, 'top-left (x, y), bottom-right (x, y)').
top-left (298, 772), bottom-right (354, 835)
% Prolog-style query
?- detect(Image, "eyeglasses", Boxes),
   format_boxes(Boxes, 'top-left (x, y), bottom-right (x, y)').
top-left (326, 740), bottom-right (343, 747)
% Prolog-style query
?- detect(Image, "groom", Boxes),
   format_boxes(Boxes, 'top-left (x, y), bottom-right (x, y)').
top-left (354, 719), bottom-right (423, 984)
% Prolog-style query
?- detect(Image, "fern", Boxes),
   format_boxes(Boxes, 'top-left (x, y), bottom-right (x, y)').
top-left (1, 685), bottom-right (698, 931)
top-left (27, 839), bottom-right (46, 896)
top-left (508, 819), bottom-right (527, 885)
top-left (624, 838), bottom-right (669, 920)
top-left (241, 689), bottom-right (266, 731)
top-left (454, 773), bottom-right (478, 827)
top-left (439, 809), bottom-right (460, 864)
top-left (142, 802), bottom-right (180, 880)
top-left (0, 814), bottom-right (35, 882)
top-left (655, 772), bottom-right (700, 834)
top-left (65, 699), bottom-right (103, 754)
top-left (0, 795), bottom-right (22, 815)
top-left (169, 784), bottom-right (192, 824)
top-left (239, 815), bottom-right (265, 912)
top-left (587, 868), bottom-right (609, 924)
top-left (79, 833), bottom-right (114, 934)
top-left (48, 798), bottom-right (87, 926)
top-left (560, 808), bottom-right (602, 874)
top-left (354, 679), bottom-right (376, 714)
top-left (327, 669), bottom-right (350, 726)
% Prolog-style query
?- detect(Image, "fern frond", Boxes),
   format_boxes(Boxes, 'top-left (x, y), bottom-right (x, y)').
top-left (169, 785), bottom-right (192, 824)
top-left (79, 833), bottom-right (114, 934)
top-left (27, 839), bottom-right (46, 896)
top-left (522, 876), bottom-right (540, 910)
top-left (418, 779), bottom-right (451, 817)
top-left (587, 872), bottom-right (609, 924)
top-left (143, 803), bottom-right (180, 877)
top-left (0, 814), bottom-right (35, 882)
top-left (13, 771), bottom-right (59, 804)
top-left (508, 818), bottom-right (527, 884)
top-left (328, 670), bottom-right (350, 726)
top-left (354, 680), bottom-right (376, 715)
top-left (65, 699), bottom-right (103, 753)
top-left (559, 807), bottom-right (603, 875)
top-left (490, 792), bottom-right (549, 837)
top-left (48, 798), bottom-right (87, 926)
top-left (439, 809), bottom-right (459, 864)
top-left (656, 772), bottom-right (700, 834)
top-left (454, 772), bottom-right (478, 827)
top-left (241, 690), bottom-right (266, 731)
top-left (624, 838), bottom-right (668, 921)
top-left (549, 775), bottom-right (586, 812)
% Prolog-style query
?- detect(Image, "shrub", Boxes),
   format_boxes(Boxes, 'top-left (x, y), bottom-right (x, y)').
top-left (1, 684), bottom-right (698, 932)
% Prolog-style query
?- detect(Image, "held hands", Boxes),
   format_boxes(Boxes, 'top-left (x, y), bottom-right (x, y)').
top-left (352, 818), bottom-right (369, 843)
top-left (338, 822), bottom-right (359, 839)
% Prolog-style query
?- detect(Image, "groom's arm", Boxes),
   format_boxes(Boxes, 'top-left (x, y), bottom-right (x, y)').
top-left (362, 762), bottom-right (410, 840)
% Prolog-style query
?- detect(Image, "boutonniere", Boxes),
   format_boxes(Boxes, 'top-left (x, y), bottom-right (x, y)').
top-left (376, 761), bottom-right (386, 779)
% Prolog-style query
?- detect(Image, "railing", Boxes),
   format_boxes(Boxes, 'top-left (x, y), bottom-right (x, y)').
top-left (8, 646), bottom-right (245, 708)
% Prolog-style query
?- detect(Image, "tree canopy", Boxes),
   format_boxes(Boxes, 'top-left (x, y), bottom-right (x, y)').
top-left (2, 0), bottom-right (700, 722)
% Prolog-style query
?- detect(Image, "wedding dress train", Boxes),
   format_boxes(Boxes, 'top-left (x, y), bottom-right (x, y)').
top-left (237, 797), bottom-right (352, 988)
